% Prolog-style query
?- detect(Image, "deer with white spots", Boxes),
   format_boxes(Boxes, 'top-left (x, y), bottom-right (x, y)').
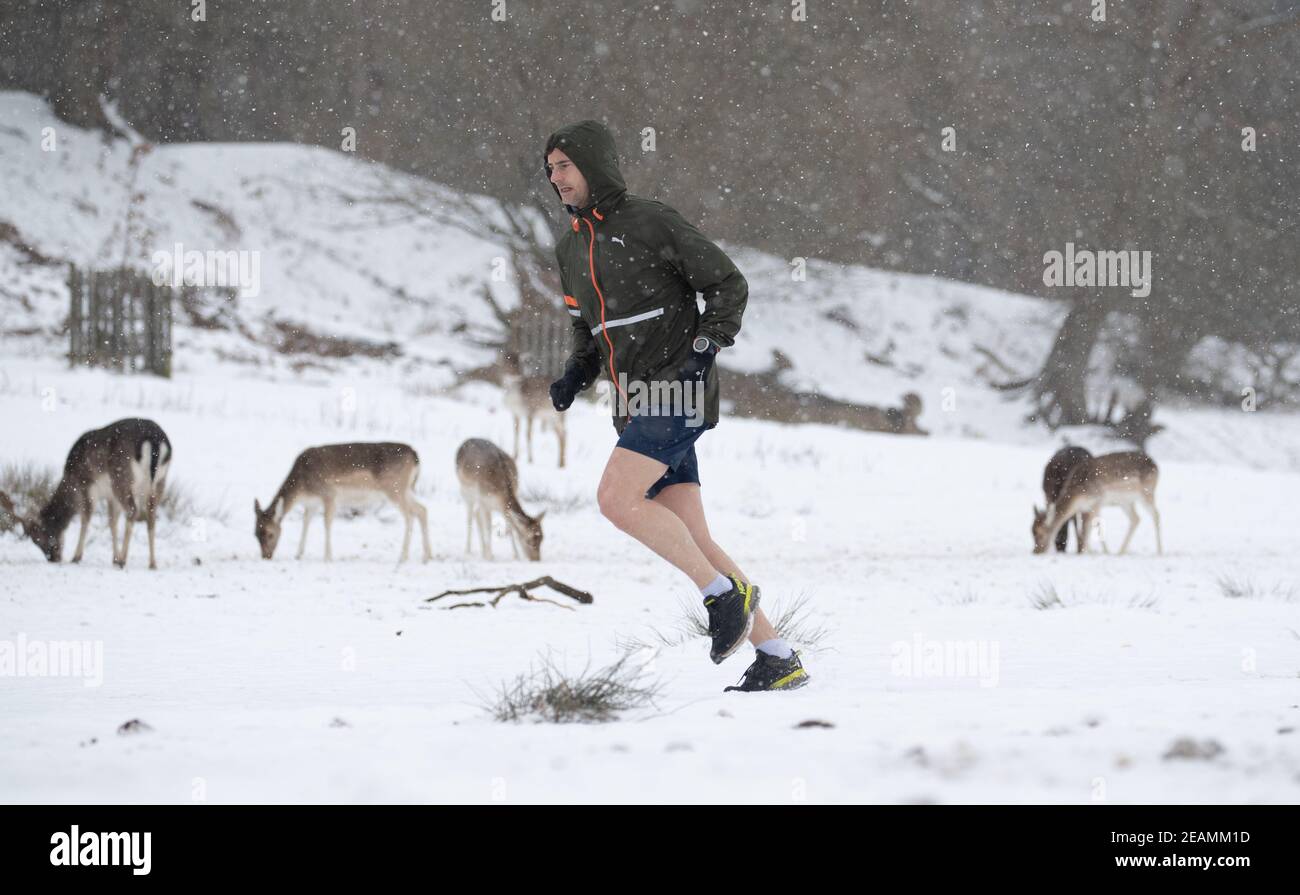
top-left (0, 418), bottom-right (172, 569)
top-left (455, 438), bottom-right (545, 561)
top-left (1033, 450), bottom-right (1163, 555)
top-left (503, 371), bottom-right (567, 468)
top-left (254, 442), bottom-right (430, 562)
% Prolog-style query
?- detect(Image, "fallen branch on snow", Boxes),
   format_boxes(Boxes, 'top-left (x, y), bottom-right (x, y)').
top-left (425, 576), bottom-right (594, 611)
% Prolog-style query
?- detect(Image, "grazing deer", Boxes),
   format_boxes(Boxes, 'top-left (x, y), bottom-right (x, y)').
top-left (1033, 450), bottom-right (1162, 555)
top-left (1035, 445), bottom-right (1093, 552)
top-left (503, 371), bottom-right (567, 468)
top-left (455, 437), bottom-right (545, 561)
top-left (0, 418), bottom-right (171, 569)
top-left (254, 442), bottom-right (430, 562)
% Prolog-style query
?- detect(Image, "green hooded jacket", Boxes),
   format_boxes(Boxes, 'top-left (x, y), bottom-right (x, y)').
top-left (543, 119), bottom-right (748, 435)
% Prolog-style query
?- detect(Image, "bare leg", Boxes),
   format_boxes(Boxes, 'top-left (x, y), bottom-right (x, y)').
top-left (297, 507), bottom-right (315, 560)
top-left (653, 483), bottom-right (779, 646)
top-left (597, 447), bottom-right (717, 586)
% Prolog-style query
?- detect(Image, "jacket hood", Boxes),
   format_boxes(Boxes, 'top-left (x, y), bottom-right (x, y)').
top-left (544, 119), bottom-right (627, 217)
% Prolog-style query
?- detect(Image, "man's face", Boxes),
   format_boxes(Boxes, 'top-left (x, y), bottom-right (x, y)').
top-left (547, 148), bottom-right (589, 208)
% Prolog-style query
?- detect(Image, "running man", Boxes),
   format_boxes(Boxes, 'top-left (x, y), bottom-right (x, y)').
top-left (543, 119), bottom-right (809, 692)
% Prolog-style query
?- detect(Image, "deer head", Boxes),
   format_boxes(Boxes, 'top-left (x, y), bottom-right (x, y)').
top-left (517, 508), bottom-right (546, 561)
top-left (1031, 503), bottom-right (1057, 554)
top-left (0, 491), bottom-right (61, 562)
top-left (253, 497), bottom-right (286, 560)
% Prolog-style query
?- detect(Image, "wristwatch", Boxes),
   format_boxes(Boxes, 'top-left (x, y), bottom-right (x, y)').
top-left (692, 335), bottom-right (716, 354)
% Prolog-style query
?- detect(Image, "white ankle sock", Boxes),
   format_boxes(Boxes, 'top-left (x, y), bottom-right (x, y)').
top-left (757, 638), bottom-right (793, 659)
top-left (700, 573), bottom-right (732, 599)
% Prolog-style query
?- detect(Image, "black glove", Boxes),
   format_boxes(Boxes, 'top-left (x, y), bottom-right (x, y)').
top-left (677, 340), bottom-right (719, 384)
top-left (549, 367), bottom-right (588, 412)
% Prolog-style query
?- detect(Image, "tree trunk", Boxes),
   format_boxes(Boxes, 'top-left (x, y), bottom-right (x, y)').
top-left (1031, 296), bottom-right (1108, 428)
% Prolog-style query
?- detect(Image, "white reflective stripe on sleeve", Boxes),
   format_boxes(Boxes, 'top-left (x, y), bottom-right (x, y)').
top-left (567, 309), bottom-right (583, 317)
top-left (590, 306), bottom-right (665, 336)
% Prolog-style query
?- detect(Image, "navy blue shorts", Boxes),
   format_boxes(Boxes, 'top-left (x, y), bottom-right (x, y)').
top-left (616, 413), bottom-right (716, 500)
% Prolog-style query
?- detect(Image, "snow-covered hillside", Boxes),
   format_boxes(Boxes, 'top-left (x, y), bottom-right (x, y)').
top-left (6, 90), bottom-right (1297, 466)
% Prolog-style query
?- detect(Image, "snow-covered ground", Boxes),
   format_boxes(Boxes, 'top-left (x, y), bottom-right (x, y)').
top-left (2, 90), bottom-right (1298, 803)
top-left (1, 350), bottom-right (1297, 804)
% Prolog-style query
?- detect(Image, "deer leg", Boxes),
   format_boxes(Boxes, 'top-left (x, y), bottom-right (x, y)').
top-left (509, 519), bottom-right (521, 560)
top-left (1089, 512), bottom-right (1109, 554)
top-left (410, 492), bottom-right (431, 562)
top-left (396, 493), bottom-right (413, 564)
top-left (557, 423), bottom-right (566, 469)
top-left (107, 500), bottom-right (121, 560)
top-left (322, 497), bottom-right (335, 562)
top-left (477, 507), bottom-right (494, 560)
top-left (512, 417), bottom-right (521, 460)
top-left (1118, 504), bottom-right (1140, 555)
top-left (463, 498), bottom-right (474, 555)
top-left (70, 501), bottom-right (92, 563)
top-left (146, 493), bottom-right (158, 570)
top-left (526, 415), bottom-right (534, 464)
top-left (296, 507), bottom-right (315, 560)
top-left (117, 514), bottom-right (135, 568)
top-left (1077, 511), bottom-right (1092, 553)
top-left (1147, 499), bottom-right (1163, 555)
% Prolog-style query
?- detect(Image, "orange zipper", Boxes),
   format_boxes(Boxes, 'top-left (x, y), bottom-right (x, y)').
top-left (583, 217), bottom-right (630, 419)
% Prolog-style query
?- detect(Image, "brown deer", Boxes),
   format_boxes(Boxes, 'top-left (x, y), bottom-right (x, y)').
top-left (1033, 451), bottom-right (1162, 555)
top-left (503, 371), bottom-right (567, 468)
top-left (1034, 445), bottom-right (1093, 552)
top-left (254, 442), bottom-right (430, 562)
top-left (454, 437), bottom-right (545, 561)
top-left (0, 418), bottom-right (171, 569)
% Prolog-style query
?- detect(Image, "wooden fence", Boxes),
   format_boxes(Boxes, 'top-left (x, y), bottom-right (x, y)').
top-left (67, 265), bottom-right (174, 377)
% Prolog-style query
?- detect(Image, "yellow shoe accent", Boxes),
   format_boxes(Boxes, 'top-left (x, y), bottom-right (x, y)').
top-left (772, 668), bottom-right (808, 689)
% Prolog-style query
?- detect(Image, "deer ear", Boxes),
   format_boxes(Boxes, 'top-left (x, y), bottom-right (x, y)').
top-left (254, 499), bottom-right (262, 515)
top-left (535, 509), bottom-right (547, 523)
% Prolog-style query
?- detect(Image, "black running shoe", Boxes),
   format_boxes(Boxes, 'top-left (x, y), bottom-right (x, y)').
top-left (724, 649), bottom-right (810, 692)
top-left (704, 575), bottom-right (760, 665)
